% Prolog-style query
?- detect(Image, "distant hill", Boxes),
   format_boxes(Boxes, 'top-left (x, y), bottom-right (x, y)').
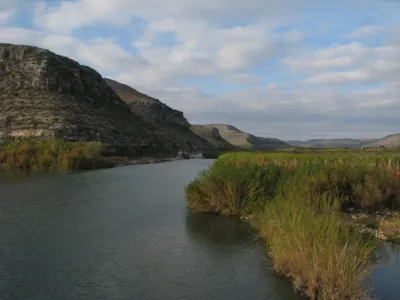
top-left (285, 138), bottom-right (379, 148)
top-left (193, 124), bottom-right (290, 149)
top-left (191, 125), bottom-right (235, 149)
top-left (365, 134), bottom-right (400, 148)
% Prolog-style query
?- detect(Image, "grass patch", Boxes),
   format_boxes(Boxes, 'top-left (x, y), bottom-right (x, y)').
top-left (185, 152), bottom-right (400, 299)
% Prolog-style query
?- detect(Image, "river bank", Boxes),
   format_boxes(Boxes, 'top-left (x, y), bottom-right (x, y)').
top-left (185, 152), bottom-right (400, 299)
top-left (0, 139), bottom-right (199, 171)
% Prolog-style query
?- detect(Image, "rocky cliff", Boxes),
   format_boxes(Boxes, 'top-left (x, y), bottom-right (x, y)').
top-left (0, 43), bottom-right (201, 155)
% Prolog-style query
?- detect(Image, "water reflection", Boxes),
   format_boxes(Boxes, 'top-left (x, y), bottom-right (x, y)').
top-left (185, 211), bottom-right (305, 300)
top-left (185, 211), bottom-right (257, 247)
top-left (369, 243), bottom-right (400, 300)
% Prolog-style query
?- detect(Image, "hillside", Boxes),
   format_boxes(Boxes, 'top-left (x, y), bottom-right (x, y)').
top-left (105, 78), bottom-right (210, 151)
top-left (0, 43), bottom-right (206, 155)
top-left (190, 125), bottom-right (235, 149)
top-left (105, 78), bottom-right (190, 127)
top-left (286, 138), bottom-right (379, 148)
top-left (365, 134), bottom-right (400, 148)
top-left (194, 124), bottom-right (290, 149)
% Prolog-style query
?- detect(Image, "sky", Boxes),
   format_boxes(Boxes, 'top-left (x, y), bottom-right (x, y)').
top-left (0, 0), bottom-right (399, 140)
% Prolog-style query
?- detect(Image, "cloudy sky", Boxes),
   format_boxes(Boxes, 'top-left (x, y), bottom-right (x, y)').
top-left (0, 0), bottom-right (399, 140)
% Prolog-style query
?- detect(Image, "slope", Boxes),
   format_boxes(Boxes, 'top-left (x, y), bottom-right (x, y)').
top-left (365, 134), bottom-right (400, 148)
top-left (105, 78), bottom-right (211, 151)
top-left (194, 124), bottom-right (290, 149)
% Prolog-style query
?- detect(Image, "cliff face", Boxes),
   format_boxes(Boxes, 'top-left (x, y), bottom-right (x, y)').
top-left (0, 44), bottom-right (150, 144)
top-left (0, 43), bottom-right (208, 155)
top-left (105, 78), bottom-right (211, 151)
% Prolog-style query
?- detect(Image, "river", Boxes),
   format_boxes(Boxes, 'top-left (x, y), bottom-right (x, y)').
top-left (0, 159), bottom-right (398, 300)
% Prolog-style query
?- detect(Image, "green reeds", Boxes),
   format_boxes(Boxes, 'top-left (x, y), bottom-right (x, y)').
top-left (185, 152), bottom-right (400, 299)
top-left (259, 191), bottom-right (377, 299)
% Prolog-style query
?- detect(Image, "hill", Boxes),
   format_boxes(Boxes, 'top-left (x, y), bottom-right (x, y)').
top-left (190, 125), bottom-right (235, 149)
top-left (365, 134), bottom-right (400, 148)
top-left (105, 78), bottom-right (210, 151)
top-left (194, 124), bottom-right (290, 149)
top-left (285, 138), bottom-right (379, 148)
top-left (0, 43), bottom-right (207, 155)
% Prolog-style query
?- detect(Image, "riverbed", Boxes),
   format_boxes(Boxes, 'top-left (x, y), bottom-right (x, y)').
top-left (0, 159), bottom-right (398, 299)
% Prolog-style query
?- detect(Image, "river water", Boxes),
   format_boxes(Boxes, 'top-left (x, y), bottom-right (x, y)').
top-left (0, 159), bottom-right (398, 300)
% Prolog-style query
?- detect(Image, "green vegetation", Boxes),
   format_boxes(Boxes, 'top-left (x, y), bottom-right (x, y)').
top-left (185, 152), bottom-right (400, 299)
top-left (0, 139), bottom-right (115, 171)
top-left (201, 146), bottom-right (399, 159)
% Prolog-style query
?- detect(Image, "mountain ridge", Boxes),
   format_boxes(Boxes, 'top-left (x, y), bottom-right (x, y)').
top-left (193, 123), bottom-right (290, 149)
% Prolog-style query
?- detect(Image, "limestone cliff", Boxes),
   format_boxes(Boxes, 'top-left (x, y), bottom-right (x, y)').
top-left (0, 43), bottom-right (181, 155)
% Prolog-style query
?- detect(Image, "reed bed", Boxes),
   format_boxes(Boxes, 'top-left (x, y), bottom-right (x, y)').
top-left (185, 152), bottom-right (400, 299)
top-left (0, 139), bottom-right (115, 171)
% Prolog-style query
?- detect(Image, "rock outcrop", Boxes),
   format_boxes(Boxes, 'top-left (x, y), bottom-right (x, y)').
top-left (0, 43), bottom-right (200, 155)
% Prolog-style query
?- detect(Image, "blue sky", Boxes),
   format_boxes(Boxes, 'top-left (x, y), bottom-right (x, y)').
top-left (0, 0), bottom-right (399, 139)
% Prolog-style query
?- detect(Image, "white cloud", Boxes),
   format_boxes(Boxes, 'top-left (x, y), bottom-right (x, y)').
top-left (346, 25), bottom-right (384, 39)
top-left (0, 9), bottom-right (14, 24)
top-left (0, 27), bottom-right (146, 74)
top-left (1, 0), bottom-right (399, 140)
top-left (33, 0), bottom-right (307, 33)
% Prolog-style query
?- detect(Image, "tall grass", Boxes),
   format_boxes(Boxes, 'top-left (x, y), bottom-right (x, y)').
top-left (0, 139), bottom-right (115, 171)
top-left (185, 152), bottom-right (400, 299)
top-left (259, 190), bottom-right (377, 299)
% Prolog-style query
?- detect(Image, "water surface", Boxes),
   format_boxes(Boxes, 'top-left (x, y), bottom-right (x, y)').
top-left (0, 160), bottom-right (398, 300)
top-left (0, 160), bottom-right (301, 300)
